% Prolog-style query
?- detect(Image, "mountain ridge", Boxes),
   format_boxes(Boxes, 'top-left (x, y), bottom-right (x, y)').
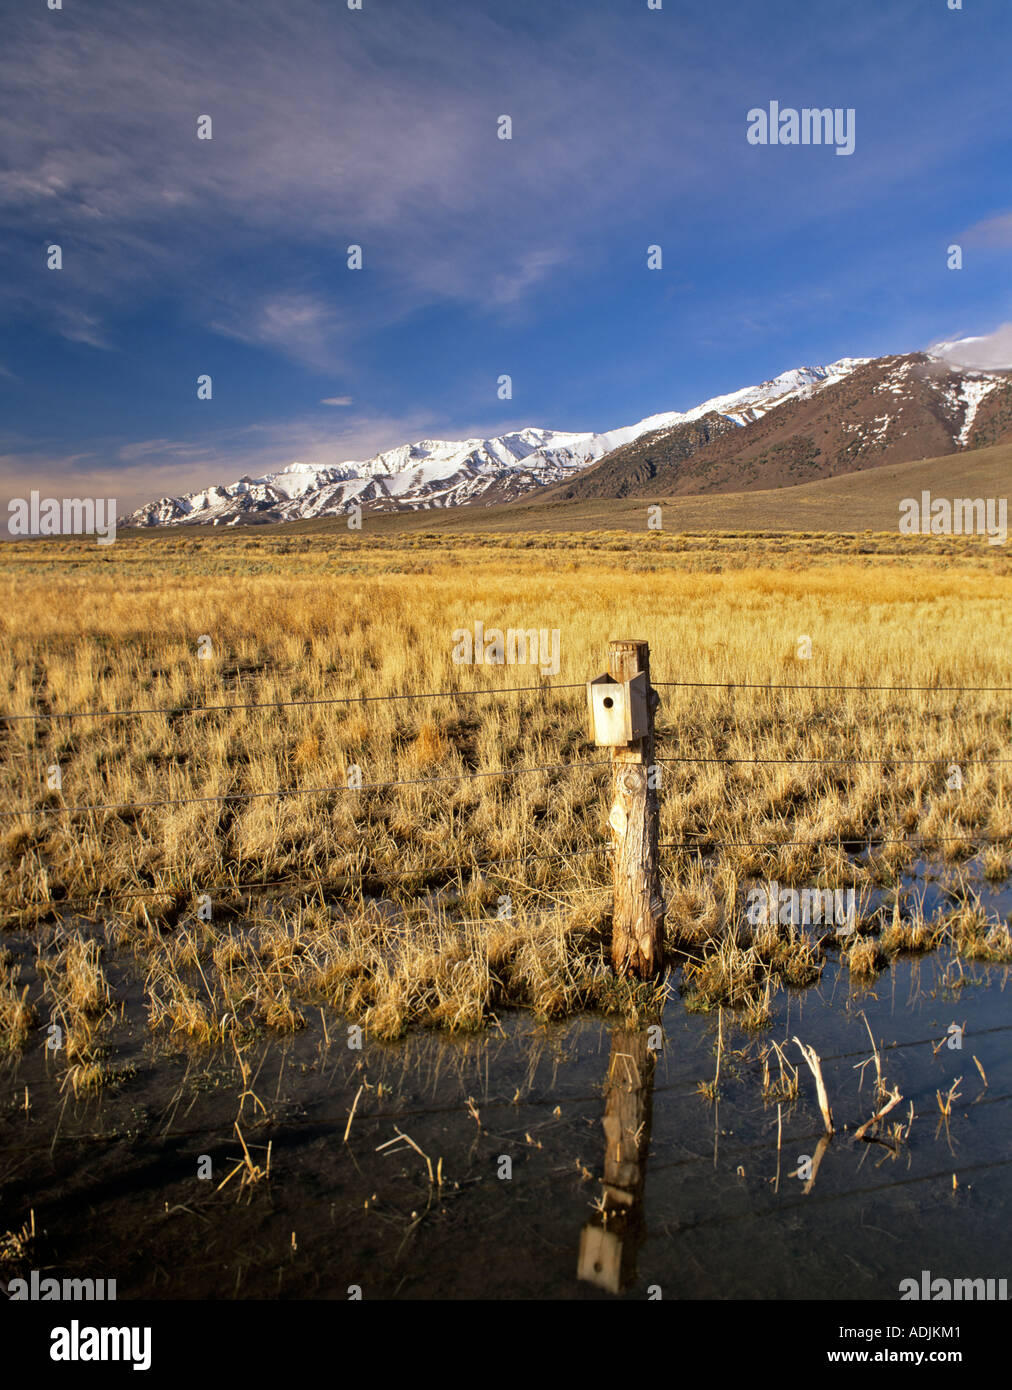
top-left (120, 352), bottom-right (1012, 528)
top-left (530, 353), bottom-right (1012, 504)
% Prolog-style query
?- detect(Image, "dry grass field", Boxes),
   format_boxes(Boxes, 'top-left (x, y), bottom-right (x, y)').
top-left (1, 523), bottom-right (1010, 1071)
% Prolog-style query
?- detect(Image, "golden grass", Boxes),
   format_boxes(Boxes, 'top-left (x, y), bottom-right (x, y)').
top-left (944, 894), bottom-right (1012, 963)
top-left (1, 526), bottom-right (1009, 1045)
top-left (0, 948), bottom-right (35, 1054)
top-left (846, 935), bottom-right (887, 979)
top-left (33, 932), bottom-right (112, 1077)
top-left (0, 1210), bottom-right (35, 1266)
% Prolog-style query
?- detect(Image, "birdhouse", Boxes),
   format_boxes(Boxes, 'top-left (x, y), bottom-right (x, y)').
top-left (587, 671), bottom-right (650, 746)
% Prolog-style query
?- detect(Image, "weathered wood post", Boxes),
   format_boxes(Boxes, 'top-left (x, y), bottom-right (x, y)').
top-left (588, 639), bottom-right (664, 977)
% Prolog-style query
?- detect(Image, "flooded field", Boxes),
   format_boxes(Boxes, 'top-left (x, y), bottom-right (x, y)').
top-left (3, 866), bottom-right (1008, 1301)
top-left (2, 530), bottom-right (1008, 1305)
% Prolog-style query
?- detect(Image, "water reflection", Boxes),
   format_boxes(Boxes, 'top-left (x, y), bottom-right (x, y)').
top-left (578, 1026), bottom-right (657, 1293)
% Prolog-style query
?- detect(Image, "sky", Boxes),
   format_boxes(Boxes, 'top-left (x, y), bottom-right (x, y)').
top-left (1, 0), bottom-right (1011, 513)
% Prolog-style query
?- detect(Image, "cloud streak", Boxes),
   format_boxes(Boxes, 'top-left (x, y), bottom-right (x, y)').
top-left (961, 210), bottom-right (1012, 248)
top-left (209, 294), bottom-right (348, 372)
top-left (930, 323), bottom-right (1012, 371)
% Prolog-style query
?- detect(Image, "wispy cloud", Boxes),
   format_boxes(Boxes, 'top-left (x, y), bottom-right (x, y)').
top-left (320, 396), bottom-right (353, 407)
top-left (930, 322), bottom-right (1012, 370)
top-left (961, 210), bottom-right (1012, 248)
top-left (209, 295), bottom-right (347, 372)
top-left (115, 438), bottom-right (212, 465)
top-left (488, 249), bottom-right (569, 311)
top-left (52, 308), bottom-right (115, 351)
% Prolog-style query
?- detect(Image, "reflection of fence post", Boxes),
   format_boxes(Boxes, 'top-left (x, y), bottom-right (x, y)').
top-left (607, 639), bottom-right (663, 978)
top-left (577, 1026), bottom-right (657, 1293)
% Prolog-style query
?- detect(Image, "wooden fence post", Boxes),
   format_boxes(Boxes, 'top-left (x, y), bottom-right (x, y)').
top-left (607, 639), bottom-right (664, 978)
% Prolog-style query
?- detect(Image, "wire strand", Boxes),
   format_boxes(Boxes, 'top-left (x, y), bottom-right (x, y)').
top-left (655, 680), bottom-right (1011, 693)
top-left (4, 672), bottom-right (1009, 722)
top-left (7, 750), bottom-right (1009, 818)
top-left (0, 759), bottom-right (612, 817)
top-left (657, 755), bottom-right (1012, 767)
top-left (0, 681), bottom-right (586, 723)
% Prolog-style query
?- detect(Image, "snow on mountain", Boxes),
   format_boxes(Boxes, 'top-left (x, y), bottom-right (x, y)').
top-left (118, 355), bottom-right (905, 527)
top-left (955, 377), bottom-right (1002, 446)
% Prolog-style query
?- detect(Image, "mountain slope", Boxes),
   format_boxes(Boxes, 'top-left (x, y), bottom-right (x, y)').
top-left (200, 439), bottom-right (1010, 539)
top-left (536, 354), bottom-right (1012, 502)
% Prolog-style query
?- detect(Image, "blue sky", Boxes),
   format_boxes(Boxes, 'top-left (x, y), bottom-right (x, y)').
top-left (2, 0), bottom-right (1011, 511)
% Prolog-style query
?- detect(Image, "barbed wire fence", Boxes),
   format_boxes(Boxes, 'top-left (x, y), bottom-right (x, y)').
top-left (2, 673), bottom-right (1010, 919)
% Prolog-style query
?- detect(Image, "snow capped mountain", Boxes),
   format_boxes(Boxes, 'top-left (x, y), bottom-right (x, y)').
top-left (121, 352), bottom-right (994, 528)
top-left (538, 351), bottom-right (1012, 504)
top-left (125, 426), bottom-right (614, 526)
top-left (662, 362), bottom-right (868, 428)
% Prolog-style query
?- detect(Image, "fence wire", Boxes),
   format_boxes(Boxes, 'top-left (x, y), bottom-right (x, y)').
top-left (3, 669), bottom-right (1008, 914)
top-left (3, 674), bottom-right (1009, 723)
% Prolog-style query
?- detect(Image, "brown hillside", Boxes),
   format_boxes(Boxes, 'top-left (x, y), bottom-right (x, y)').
top-left (537, 354), bottom-right (1012, 502)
